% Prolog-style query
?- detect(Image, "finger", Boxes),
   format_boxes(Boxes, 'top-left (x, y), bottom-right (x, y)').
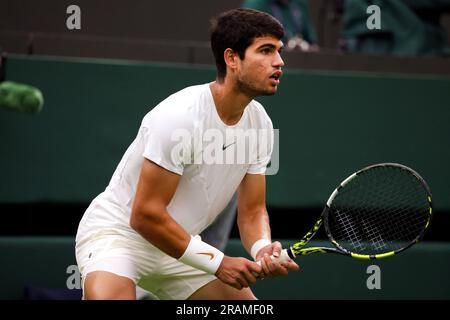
top-left (227, 278), bottom-right (242, 290)
top-left (237, 275), bottom-right (249, 289)
top-left (281, 260), bottom-right (300, 271)
top-left (243, 269), bottom-right (258, 285)
top-left (284, 260), bottom-right (300, 271)
top-left (270, 263), bottom-right (288, 276)
top-left (243, 268), bottom-right (261, 284)
top-left (268, 256), bottom-right (289, 276)
top-left (264, 253), bottom-right (275, 272)
top-left (260, 255), bottom-right (270, 276)
top-left (277, 265), bottom-right (289, 276)
top-left (248, 261), bottom-right (262, 275)
top-left (264, 253), bottom-right (281, 274)
top-left (272, 241), bottom-right (282, 258)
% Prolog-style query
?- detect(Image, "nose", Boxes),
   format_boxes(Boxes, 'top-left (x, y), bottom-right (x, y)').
top-left (273, 51), bottom-right (285, 68)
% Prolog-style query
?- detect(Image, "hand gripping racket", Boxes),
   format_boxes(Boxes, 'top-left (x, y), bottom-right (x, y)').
top-left (274, 163), bottom-right (432, 262)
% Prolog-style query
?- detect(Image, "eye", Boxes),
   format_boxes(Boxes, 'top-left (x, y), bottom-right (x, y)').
top-left (261, 47), bottom-right (272, 54)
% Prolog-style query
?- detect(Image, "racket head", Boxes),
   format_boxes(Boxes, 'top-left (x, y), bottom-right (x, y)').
top-left (323, 163), bottom-right (432, 259)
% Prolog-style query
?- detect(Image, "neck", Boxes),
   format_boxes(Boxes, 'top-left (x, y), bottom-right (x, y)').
top-left (210, 77), bottom-right (253, 126)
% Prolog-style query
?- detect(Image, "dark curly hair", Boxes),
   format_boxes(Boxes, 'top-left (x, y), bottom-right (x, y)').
top-left (210, 8), bottom-right (284, 81)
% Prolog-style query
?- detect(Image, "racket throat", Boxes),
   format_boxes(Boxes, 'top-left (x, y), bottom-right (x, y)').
top-left (286, 247), bottom-right (296, 259)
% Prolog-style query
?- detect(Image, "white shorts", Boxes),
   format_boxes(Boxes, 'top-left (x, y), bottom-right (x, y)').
top-left (75, 232), bottom-right (216, 300)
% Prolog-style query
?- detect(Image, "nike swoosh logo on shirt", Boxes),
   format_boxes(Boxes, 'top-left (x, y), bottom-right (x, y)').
top-left (197, 252), bottom-right (215, 260)
top-left (222, 141), bottom-right (236, 151)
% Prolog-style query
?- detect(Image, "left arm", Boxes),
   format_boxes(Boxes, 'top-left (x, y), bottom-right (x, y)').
top-left (237, 173), bottom-right (271, 253)
top-left (237, 173), bottom-right (299, 278)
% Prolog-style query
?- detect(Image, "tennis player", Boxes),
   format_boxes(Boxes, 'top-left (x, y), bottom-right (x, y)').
top-left (75, 8), bottom-right (299, 300)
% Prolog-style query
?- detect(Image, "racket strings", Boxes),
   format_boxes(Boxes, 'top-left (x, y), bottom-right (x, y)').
top-left (327, 166), bottom-right (430, 255)
top-left (334, 210), bottom-right (366, 251)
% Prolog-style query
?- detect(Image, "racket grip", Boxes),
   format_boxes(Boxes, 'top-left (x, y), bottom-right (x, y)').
top-left (257, 248), bottom-right (291, 264)
top-left (253, 249), bottom-right (291, 276)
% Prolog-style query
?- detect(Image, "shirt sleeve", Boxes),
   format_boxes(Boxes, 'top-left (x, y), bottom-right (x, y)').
top-left (141, 111), bottom-right (192, 176)
top-left (247, 127), bottom-right (274, 175)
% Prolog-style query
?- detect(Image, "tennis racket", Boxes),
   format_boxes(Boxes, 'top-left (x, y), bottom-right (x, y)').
top-left (274, 163), bottom-right (433, 262)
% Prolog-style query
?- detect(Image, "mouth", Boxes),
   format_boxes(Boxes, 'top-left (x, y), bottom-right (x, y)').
top-left (269, 70), bottom-right (283, 84)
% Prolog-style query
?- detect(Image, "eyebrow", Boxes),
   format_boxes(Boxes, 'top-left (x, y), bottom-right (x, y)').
top-left (257, 43), bottom-right (284, 51)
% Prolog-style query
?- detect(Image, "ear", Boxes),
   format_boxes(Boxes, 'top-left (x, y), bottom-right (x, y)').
top-left (223, 48), bottom-right (239, 71)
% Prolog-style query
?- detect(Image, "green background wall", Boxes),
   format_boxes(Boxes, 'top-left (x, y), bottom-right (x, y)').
top-left (1, 237), bottom-right (449, 299)
top-left (1, 55), bottom-right (449, 300)
top-left (1, 55), bottom-right (449, 210)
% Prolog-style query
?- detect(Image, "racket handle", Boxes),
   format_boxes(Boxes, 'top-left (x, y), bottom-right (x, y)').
top-left (272, 248), bottom-right (291, 263)
top-left (255, 248), bottom-right (291, 270)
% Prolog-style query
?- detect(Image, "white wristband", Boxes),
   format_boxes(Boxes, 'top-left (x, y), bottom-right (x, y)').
top-left (178, 235), bottom-right (224, 275)
top-left (250, 239), bottom-right (271, 260)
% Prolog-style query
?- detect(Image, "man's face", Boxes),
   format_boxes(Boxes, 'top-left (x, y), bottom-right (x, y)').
top-left (235, 36), bottom-right (284, 97)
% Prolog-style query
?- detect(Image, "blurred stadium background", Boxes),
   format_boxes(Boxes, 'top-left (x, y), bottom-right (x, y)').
top-left (1, 0), bottom-right (450, 300)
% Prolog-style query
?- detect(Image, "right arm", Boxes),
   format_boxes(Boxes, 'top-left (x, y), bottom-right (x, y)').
top-left (130, 158), bottom-right (261, 290)
top-left (130, 158), bottom-right (190, 257)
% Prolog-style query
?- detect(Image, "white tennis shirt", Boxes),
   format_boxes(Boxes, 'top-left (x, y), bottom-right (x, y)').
top-left (76, 83), bottom-right (274, 244)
